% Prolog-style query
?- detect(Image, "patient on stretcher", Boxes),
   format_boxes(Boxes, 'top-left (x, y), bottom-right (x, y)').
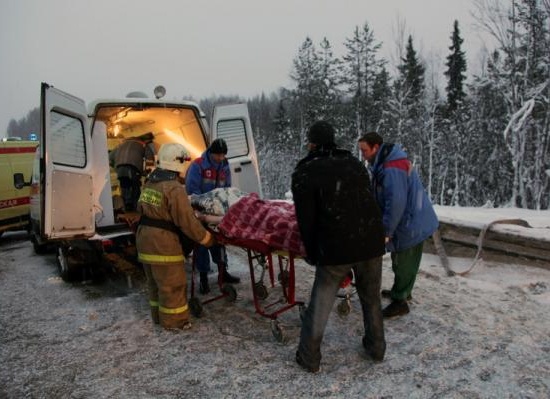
top-left (190, 188), bottom-right (306, 257)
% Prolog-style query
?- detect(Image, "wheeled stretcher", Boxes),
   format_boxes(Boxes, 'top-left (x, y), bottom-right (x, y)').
top-left (188, 232), bottom-right (305, 342)
top-left (187, 191), bottom-right (354, 341)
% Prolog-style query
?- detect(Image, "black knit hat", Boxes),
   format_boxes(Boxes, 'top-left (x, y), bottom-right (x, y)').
top-left (307, 121), bottom-right (335, 146)
top-left (209, 138), bottom-right (228, 154)
top-left (137, 132), bottom-right (154, 142)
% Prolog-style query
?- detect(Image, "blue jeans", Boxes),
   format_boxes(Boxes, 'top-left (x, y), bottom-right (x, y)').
top-left (195, 244), bottom-right (228, 273)
top-left (297, 257), bottom-right (385, 370)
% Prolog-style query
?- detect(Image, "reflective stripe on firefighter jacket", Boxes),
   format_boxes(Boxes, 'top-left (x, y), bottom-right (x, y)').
top-left (136, 178), bottom-right (213, 264)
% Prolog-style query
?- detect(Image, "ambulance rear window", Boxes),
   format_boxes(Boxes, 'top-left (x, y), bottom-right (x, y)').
top-left (50, 111), bottom-right (86, 168)
top-left (216, 119), bottom-right (249, 158)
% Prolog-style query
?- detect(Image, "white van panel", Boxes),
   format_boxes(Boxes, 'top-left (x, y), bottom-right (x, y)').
top-left (212, 104), bottom-right (262, 196)
top-left (42, 83), bottom-right (95, 239)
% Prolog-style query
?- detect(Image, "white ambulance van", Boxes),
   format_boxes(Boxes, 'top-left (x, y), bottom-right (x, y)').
top-left (15, 82), bottom-right (261, 281)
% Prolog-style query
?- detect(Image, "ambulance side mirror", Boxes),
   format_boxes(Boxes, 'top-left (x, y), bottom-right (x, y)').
top-left (13, 173), bottom-right (29, 189)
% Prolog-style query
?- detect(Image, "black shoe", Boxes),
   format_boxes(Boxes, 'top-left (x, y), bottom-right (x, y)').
top-left (362, 337), bottom-right (385, 362)
top-left (222, 270), bottom-right (241, 284)
top-left (381, 289), bottom-right (412, 301)
top-left (382, 300), bottom-right (410, 318)
top-left (295, 351), bottom-right (320, 373)
top-left (199, 272), bottom-right (210, 295)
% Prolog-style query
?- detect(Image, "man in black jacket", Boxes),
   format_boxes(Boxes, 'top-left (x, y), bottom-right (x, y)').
top-left (291, 120), bottom-right (386, 373)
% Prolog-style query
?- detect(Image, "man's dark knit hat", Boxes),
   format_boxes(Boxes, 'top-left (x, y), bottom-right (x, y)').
top-left (209, 138), bottom-right (228, 154)
top-left (307, 121), bottom-right (335, 146)
top-left (137, 132), bottom-right (154, 142)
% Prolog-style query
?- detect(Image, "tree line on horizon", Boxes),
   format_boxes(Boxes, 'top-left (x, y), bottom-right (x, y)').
top-left (7, 0), bottom-right (549, 210)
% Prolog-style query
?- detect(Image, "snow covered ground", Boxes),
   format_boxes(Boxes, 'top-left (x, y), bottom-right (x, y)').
top-left (0, 206), bottom-right (549, 398)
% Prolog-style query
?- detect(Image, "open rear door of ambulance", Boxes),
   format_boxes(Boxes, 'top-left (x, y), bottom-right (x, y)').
top-left (211, 104), bottom-right (263, 196)
top-left (40, 82), bottom-right (95, 240)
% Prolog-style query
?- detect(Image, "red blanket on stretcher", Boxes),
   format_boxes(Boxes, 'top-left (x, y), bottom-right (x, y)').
top-left (217, 193), bottom-right (306, 257)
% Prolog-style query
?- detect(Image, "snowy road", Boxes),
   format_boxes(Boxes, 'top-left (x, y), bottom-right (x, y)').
top-left (0, 231), bottom-right (549, 398)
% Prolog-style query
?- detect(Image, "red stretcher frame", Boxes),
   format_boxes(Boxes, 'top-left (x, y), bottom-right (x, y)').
top-left (217, 233), bottom-right (305, 318)
top-left (189, 231), bottom-right (305, 342)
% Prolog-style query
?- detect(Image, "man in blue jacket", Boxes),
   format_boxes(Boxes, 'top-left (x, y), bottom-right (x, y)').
top-left (186, 139), bottom-right (240, 294)
top-left (358, 132), bottom-right (438, 318)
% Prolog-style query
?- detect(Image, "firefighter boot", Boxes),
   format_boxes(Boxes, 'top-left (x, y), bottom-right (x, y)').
top-left (199, 272), bottom-right (210, 295)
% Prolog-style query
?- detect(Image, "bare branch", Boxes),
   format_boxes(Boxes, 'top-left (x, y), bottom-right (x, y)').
top-left (390, 13), bottom-right (407, 74)
top-left (470, 0), bottom-right (513, 51)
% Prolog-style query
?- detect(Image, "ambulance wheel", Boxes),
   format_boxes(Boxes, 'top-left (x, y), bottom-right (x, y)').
top-left (56, 244), bottom-right (80, 282)
top-left (32, 234), bottom-right (49, 255)
top-left (222, 284), bottom-right (237, 302)
top-left (337, 299), bottom-right (351, 317)
top-left (254, 282), bottom-right (268, 300)
top-left (189, 297), bottom-right (203, 318)
top-left (270, 320), bottom-right (286, 343)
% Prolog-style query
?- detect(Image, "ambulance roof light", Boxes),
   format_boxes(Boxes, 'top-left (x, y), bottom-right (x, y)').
top-left (154, 85), bottom-right (166, 99)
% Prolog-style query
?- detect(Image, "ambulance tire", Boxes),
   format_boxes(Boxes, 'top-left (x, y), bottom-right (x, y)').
top-left (31, 234), bottom-right (49, 255)
top-left (56, 244), bottom-right (82, 282)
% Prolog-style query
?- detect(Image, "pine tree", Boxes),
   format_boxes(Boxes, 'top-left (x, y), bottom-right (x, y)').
top-left (444, 20), bottom-right (467, 112)
top-left (317, 37), bottom-right (342, 122)
top-left (290, 37), bottom-right (342, 148)
top-left (392, 35), bottom-right (426, 156)
top-left (398, 35), bottom-right (425, 106)
top-left (340, 22), bottom-right (385, 138)
top-left (371, 66), bottom-right (392, 132)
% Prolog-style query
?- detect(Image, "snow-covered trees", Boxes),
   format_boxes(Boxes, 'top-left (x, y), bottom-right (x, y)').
top-left (471, 0), bottom-right (550, 209)
top-left (246, 3), bottom-right (548, 208)
top-left (340, 22), bottom-right (385, 143)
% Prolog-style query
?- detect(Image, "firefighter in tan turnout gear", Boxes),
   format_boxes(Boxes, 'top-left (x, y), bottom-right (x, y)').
top-left (136, 143), bottom-right (215, 330)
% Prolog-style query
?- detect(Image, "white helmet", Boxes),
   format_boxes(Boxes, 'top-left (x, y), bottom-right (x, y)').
top-left (157, 143), bottom-right (190, 173)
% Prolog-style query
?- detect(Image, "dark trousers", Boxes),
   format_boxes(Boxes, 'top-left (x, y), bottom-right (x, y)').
top-left (117, 165), bottom-right (141, 212)
top-left (195, 244), bottom-right (228, 273)
top-left (297, 257), bottom-right (385, 370)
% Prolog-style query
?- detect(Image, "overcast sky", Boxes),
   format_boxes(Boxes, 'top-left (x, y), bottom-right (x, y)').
top-left (0, 0), bottom-right (492, 138)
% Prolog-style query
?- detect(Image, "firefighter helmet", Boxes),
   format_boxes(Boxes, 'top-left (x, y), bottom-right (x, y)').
top-left (157, 143), bottom-right (190, 173)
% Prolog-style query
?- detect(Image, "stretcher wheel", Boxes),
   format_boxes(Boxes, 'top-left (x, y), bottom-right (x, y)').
top-left (270, 320), bottom-right (286, 343)
top-left (189, 297), bottom-right (203, 318)
top-left (278, 271), bottom-right (290, 288)
top-left (337, 299), bottom-right (351, 317)
top-left (222, 284), bottom-right (237, 302)
top-left (254, 282), bottom-right (269, 300)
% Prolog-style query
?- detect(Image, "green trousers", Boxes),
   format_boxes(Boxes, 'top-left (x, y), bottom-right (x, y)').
top-left (389, 241), bottom-right (424, 301)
